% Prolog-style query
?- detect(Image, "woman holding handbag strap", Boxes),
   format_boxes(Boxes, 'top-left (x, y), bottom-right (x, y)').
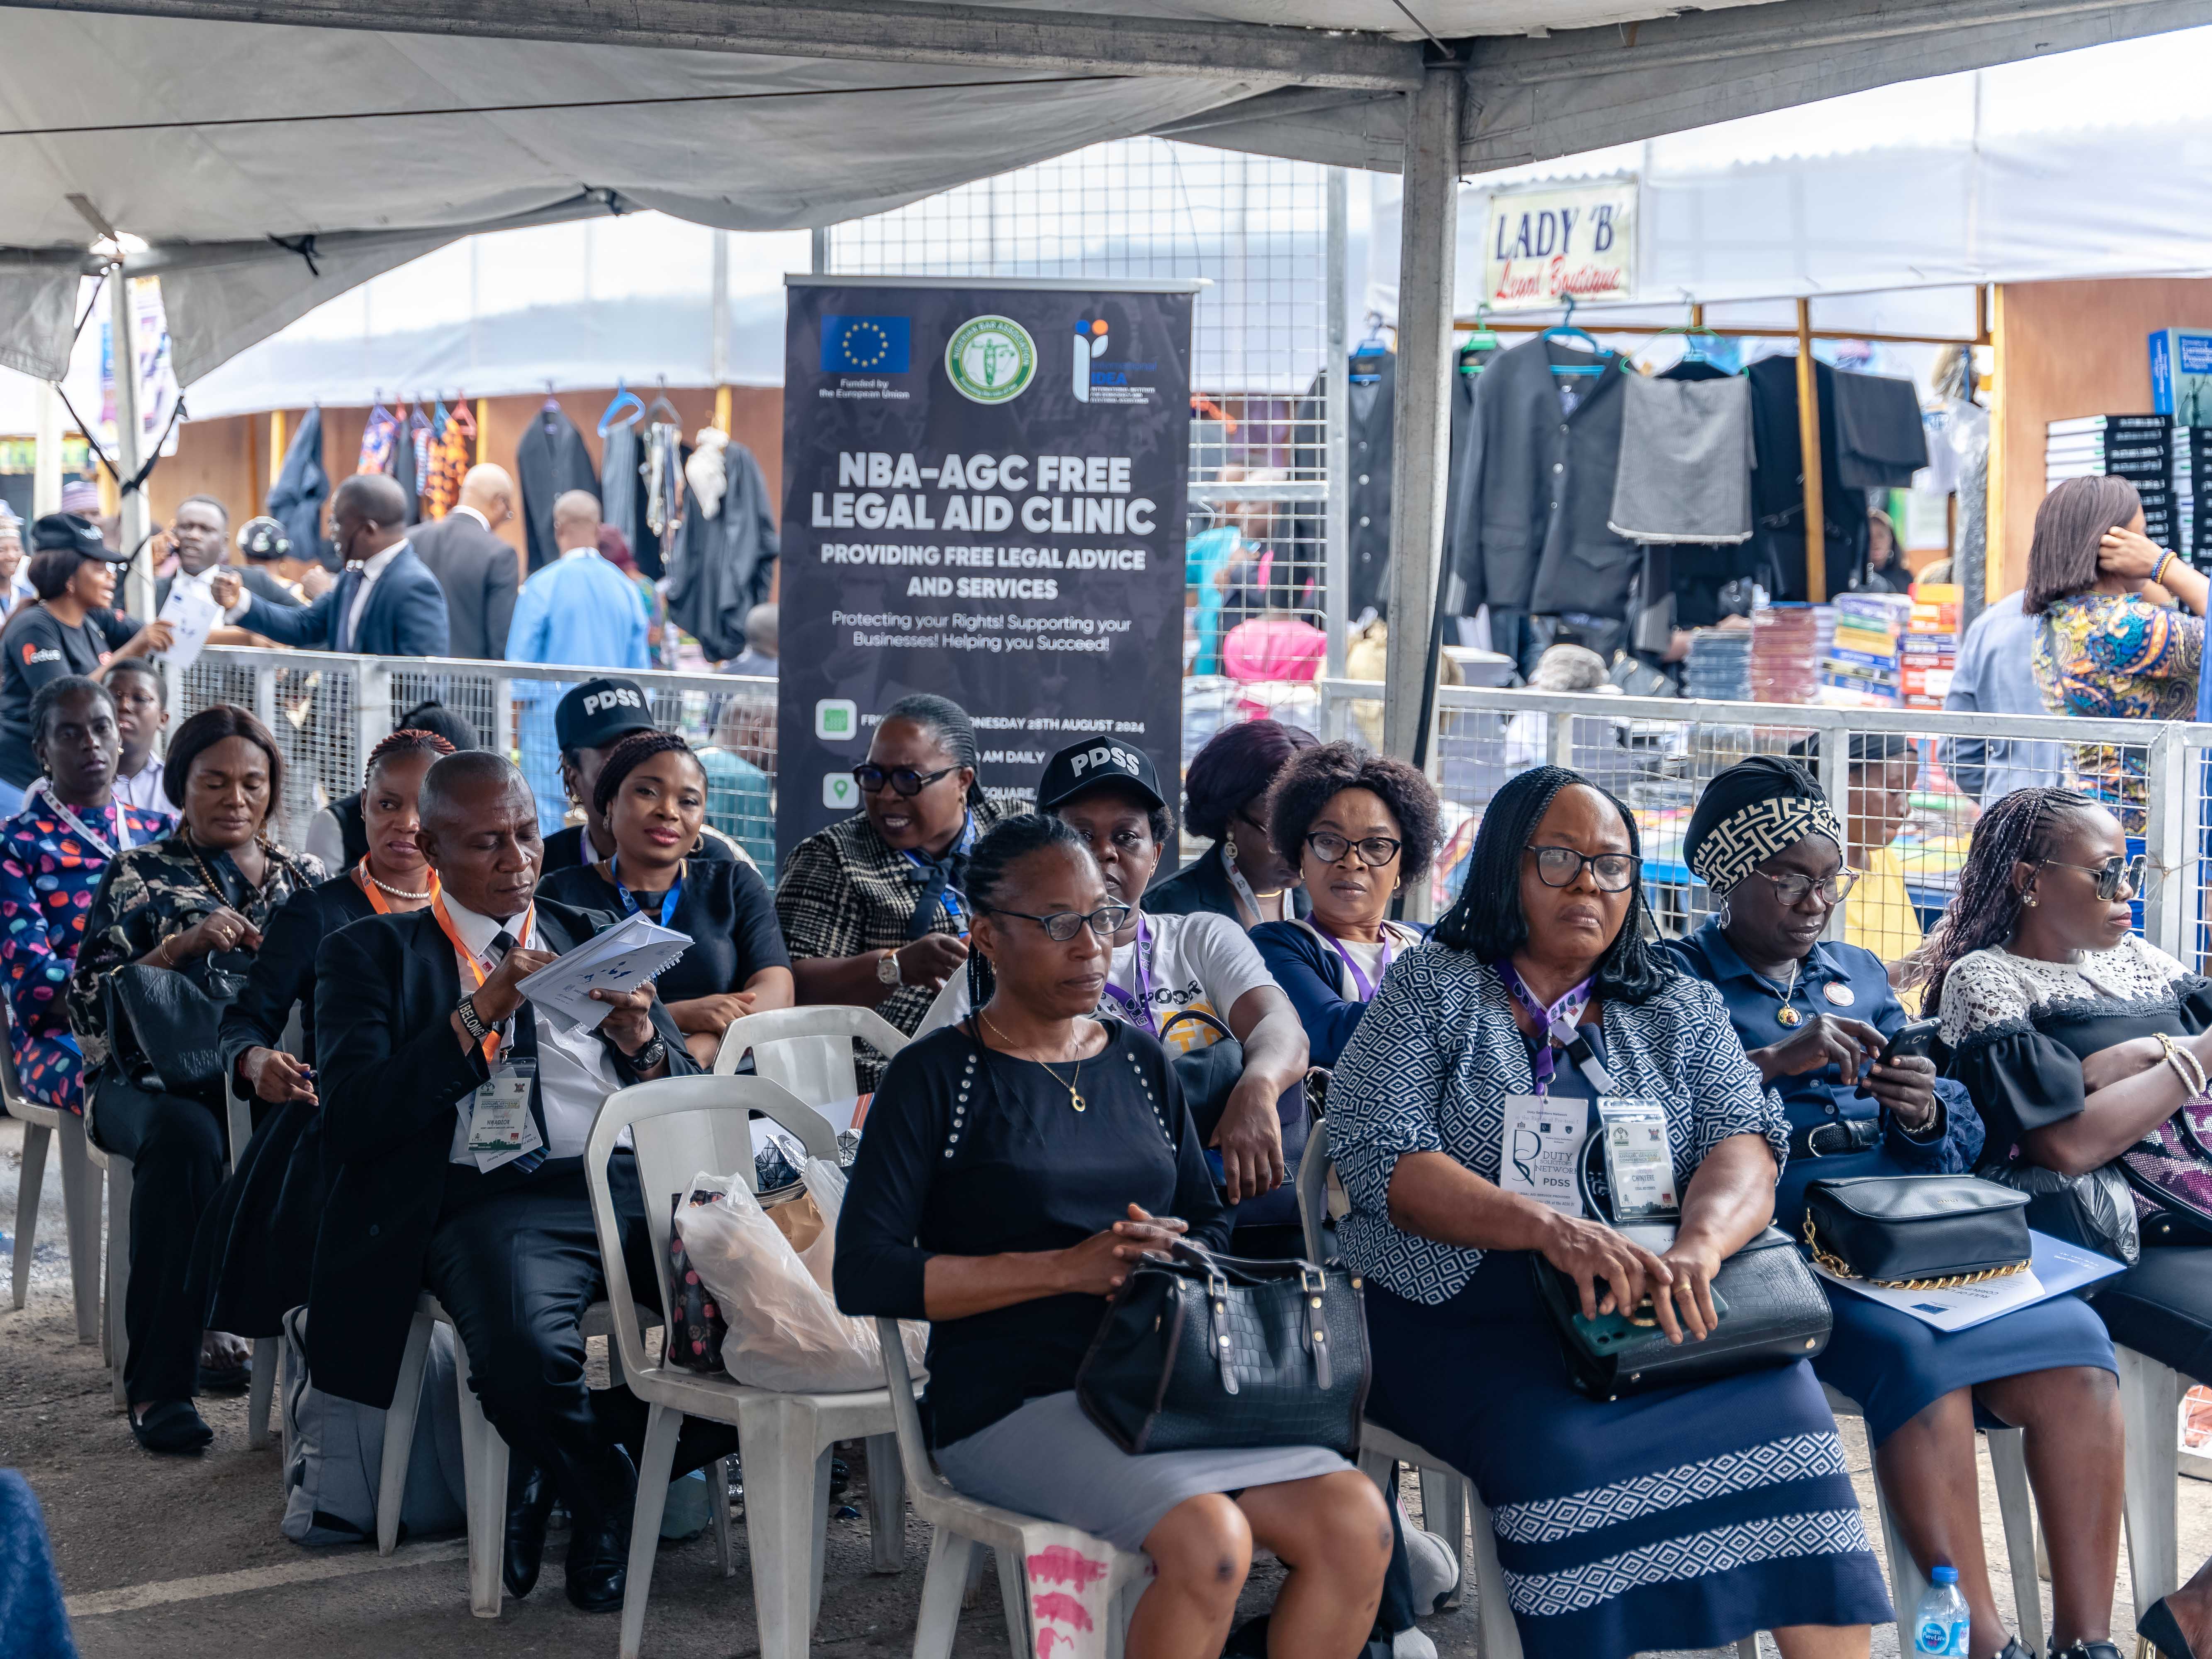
top-left (1932, 787), bottom-right (2212, 1659)
top-left (837, 813), bottom-right (1389, 1659)
top-left (1331, 766), bottom-right (1890, 1659)
top-left (1672, 758), bottom-right (2121, 1659)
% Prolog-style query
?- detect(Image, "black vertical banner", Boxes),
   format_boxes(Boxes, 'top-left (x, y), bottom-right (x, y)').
top-left (777, 277), bottom-right (1196, 851)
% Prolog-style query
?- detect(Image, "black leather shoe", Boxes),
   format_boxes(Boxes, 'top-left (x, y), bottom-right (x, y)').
top-left (1995, 1640), bottom-right (2037, 1659)
top-left (2141, 1598), bottom-right (2203, 1659)
top-left (503, 1459), bottom-right (555, 1600)
top-left (129, 1399), bottom-right (213, 1455)
top-left (562, 1448), bottom-right (637, 1615)
top-left (2050, 1642), bottom-right (2123, 1659)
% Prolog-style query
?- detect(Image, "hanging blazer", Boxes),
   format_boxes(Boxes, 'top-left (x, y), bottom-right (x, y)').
top-left (304, 897), bottom-right (698, 1407)
top-left (517, 407), bottom-right (602, 574)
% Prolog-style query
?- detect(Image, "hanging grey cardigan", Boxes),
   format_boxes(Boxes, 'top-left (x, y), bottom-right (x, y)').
top-left (1607, 372), bottom-right (1756, 545)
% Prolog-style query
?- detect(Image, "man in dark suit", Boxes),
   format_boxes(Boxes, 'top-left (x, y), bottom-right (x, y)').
top-left (408, 464), bottom-right (522, 659)
top-left (308, 750), bottom-right (693, 1612)
top-left (234, 473), bottom-right (451, 656)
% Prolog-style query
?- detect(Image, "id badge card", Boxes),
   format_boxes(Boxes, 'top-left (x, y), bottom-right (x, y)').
top-left (467, 1059), bottom-right (541, 1169)
top-left (1597, 1097), bottom-right (1679, 1221)
top-left (1498, 1095), bottom-right (1592, 1216)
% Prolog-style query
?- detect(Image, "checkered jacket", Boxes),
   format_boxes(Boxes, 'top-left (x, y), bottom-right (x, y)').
top-left (774, 801), bottom-right (1001, 1068)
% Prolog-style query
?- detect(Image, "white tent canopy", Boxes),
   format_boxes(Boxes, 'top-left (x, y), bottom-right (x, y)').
top-left (6, 0), bottom-right (2210, 386)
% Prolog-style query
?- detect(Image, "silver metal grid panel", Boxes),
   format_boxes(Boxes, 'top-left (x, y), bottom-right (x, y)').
top-left (826, 137), bottom-right (1337, 671)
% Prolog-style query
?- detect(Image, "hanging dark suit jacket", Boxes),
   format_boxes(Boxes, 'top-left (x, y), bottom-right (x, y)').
top-left (266, 406), bottom-right (329, 572)
top-left (407, 511), bottom-right (521, 659)
top-left (669, 441), bottom-right (779, 662)
top-left (239, 544), bottom-right (451, 657)
top-left (306, 897), bottom-right (698, 1407)
top-left (1475, 338), bottom-right (1638, 621)
top-left (516, 407), bottom-right (601, 574)
top-left (1290, 354), bottom-right (1396, 622)
top-left (1747, 354), bottom-right (1869, 600)
top-left (1443, 353), bottom-right (1492, 615)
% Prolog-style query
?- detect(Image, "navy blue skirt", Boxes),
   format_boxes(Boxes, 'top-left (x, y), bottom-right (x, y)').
top-left (1365, 1254), bottom-right (1892, 1659)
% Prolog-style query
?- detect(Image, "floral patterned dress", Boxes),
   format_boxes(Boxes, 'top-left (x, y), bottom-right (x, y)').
top-left (0, 792), bottom-right (172, 1111)
top-left (2033, 591), bottom-right (2203, 827)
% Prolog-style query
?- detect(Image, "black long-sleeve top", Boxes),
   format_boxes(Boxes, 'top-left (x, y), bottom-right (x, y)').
top-left (834, 1019), bottom-right (1230, 1448)
top-left (217, 871), bottom-right (377, 1090)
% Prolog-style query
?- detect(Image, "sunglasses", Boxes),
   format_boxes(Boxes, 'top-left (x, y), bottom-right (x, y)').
top-left (853, 763), bottom-right (958, 798)
top-left (2038, 854), bottom-right (2147, 902)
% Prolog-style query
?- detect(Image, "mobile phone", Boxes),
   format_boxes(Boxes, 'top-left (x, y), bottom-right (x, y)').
top-left (1874, 1017), bottom-right (1942, 1068)
top-left (1572, 1287), bottom-right (1731, 1350)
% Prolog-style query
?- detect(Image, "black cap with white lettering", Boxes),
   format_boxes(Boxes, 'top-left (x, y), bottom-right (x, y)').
top-left (30, 513), bottom-right (128, 562)
top-left (555, 676), bottom-right (657, 754)
top-left (1036, 738), bottom-right (1166, 813)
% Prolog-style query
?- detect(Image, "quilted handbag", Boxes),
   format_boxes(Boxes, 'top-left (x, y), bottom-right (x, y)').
top-left (1074, 1239), bottom-right (1368, 1457)
top-left (1802, 1175), bottom-right (2031, 1287)
top-left (1531, 1227), bottom-right (1832, 1402)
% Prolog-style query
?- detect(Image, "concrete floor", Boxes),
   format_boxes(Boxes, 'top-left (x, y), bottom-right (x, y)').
top-left (2, 1114), bottom-right (2201, 1659)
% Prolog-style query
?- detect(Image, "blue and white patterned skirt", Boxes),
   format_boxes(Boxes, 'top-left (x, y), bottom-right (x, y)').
top-left (1365, 1253), bottom-right (1892, 1659)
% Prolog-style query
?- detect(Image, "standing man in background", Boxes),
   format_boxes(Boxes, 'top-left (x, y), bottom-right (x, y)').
top-left (232, 474), bottom-right (450, 657)
top-left (156, 496), bottom-right (302, 613)
top-left (410, 464), bottom-right (522, 659)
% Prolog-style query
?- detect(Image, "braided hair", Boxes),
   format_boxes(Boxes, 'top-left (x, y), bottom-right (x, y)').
top-left (364, 726), bottom-right (455, 784)
top-left (1908, 786), bottom-right (2097, 1012)
top-left (590, 729), bottom-right (703, 820)
top-left (882, 692), bottom-right (989, 812)
top-left (1430, 764), bottom-right (1672, 1004)
top-left (961, 813), bottom-right (1093, 1014)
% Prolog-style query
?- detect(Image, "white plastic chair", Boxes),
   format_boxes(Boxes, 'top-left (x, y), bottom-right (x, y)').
top-left (79, 1082), bottom-right (131, 1411)
top-left (3, 1028), bottom-right (102, 1344)
top-left (2118, 1343), bottom-right (2189, 1618)
top-left (711, 1003), bottom-right (908, 1107)
top-left (876, 1313), bottom-right (1152, 1659)
top-left (587, 1073), bottom-right (908, 1659)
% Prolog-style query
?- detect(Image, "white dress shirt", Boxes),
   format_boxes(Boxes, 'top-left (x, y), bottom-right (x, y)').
top-left (449, 505), bottom-right (491, 532)
top-left (112, 757), bottom-right (168, 818)
top-left (440, 893), bottom-right (623, 1163)
top-left (343, 542), bottom-right (406, 652)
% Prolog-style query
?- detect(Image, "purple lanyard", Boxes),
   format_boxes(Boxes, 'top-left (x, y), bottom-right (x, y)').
top-left (1315, 923), bottom-right (1394, 1002)
top-left (1100, 915), bottom-right (1157, 1033)
top-left (1495, 959), bottom-right (1596, 1097)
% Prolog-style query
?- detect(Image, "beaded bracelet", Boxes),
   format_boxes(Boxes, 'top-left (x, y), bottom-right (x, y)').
top-left (2157, 1031), bottom-right (2206, 1097)
top-left (2154, 548), bottom-right (2178, 588)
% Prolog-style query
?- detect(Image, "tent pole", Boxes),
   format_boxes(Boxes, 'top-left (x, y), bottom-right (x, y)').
top-left (474, 399), bottom-right (488, 464)
top-left (269, 410), bottom-right (285, 491)
top-left (109, 269), bottom-right (155, 622)
top-left (33, 381), bottom-right (63, 518)
top-left (1323, 165), bottom-right (1349, 683)
top-left (1380, 61), bottom-right (1460, 922)
top-left (711, 228), bottom-right (731, 433)
top-left (1796, 295), bottom-right (1826, 603)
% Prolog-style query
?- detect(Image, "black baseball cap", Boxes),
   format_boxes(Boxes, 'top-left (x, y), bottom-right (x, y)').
top-left (555, 676), bottom-right (657, 753)
top-left (235, 516), bottom-right (292, 562)
top-left (1036, 738), bottom-right (1166, 813)
top-left (30, 513), bottom-right (128, 563)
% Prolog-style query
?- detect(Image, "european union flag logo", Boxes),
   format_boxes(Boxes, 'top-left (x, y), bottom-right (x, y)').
top-left (821, 315), bottom-right (910, 374)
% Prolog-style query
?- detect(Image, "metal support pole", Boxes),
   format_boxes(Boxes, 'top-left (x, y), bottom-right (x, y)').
top-left (1796, 296), bottom-right (1827, 603)
top-left (33, 380), bottom-right (63, 517)
top-left (1324, 167), bottom-right (1351, 680)
top-left (1380, 63), bottom-right (1461, 780)
top-left (810, 227), bottom-right (832, 275)
top-left (108, 270), bottom-right (155, 623)
top-left (710, 228), bottom-right (732, 433)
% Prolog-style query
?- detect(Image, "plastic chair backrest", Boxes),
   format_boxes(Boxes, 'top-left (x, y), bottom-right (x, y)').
top-left (713, 1005), bottom-right (909, 1112)
top-left (875, 1315), bottom-right (951, 1499)
top-left (0, 1003), bottom-right (36, 1123)
top-left (584, 1075), bottom-right (840, 1383)
top-left (1296, 1116), bottom-right (1332, 1265)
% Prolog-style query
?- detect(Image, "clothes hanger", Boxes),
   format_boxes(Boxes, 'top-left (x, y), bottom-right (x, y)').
top-left (1458, 304), bottom-right (1500, 374)
top-left (597, 379), bottom-right (645, 436)
top-left (1621, 315), bottom-right (1725, 375)
top-left (645, 378), bottom-right (683, 427)
top-left (1541, 297), bottom-right (1605, 377)
top-left (1351, 311), bottom-right (1389, 385)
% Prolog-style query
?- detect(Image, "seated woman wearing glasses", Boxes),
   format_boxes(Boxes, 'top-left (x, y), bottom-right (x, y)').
top-left (1667, 758), bottom-right (2121, 1659)
top-left (1330, 765), bottom-right (1890, 1659)
top-left (838, 814), bottom-right (1391, 1659)
top-left (1933, 788), bottom-right (2212, 1659)
top-left (1252, 742), bottom-right (1438, 1068)
top-left (774, 693), bottom-right (998, 1081)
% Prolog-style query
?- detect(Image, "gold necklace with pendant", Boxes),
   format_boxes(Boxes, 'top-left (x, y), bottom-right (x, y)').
top-left (1770, 957), bottom-right (1804, 1027)
top-left (981, 1012), bottom-right (1087, 1111)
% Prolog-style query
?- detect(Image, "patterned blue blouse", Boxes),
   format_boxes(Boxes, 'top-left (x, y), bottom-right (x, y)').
top-left (1329, 946), bottom-right (1787, 1304)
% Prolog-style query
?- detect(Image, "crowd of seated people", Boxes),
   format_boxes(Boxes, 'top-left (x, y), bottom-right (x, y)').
top-left (27, 665), bottom-right (2211, 1659)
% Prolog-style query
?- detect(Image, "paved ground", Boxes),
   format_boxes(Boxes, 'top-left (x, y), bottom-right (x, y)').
top-left (2, 1114), bottom-right (2203, 1659)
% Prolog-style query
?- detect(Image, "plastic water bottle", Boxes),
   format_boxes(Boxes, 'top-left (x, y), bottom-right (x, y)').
top-left (1912, 1565), bottom-right (1971, 1656)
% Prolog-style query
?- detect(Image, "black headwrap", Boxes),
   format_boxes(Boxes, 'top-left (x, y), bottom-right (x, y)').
top-left (1681, 756), bottom-right (1846, 896)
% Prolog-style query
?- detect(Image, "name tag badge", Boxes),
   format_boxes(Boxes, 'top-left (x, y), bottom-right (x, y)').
top-left (1598, 1097), bottom-right (1679, 1221)
top-left (1499, 1095), bottom-right (1591, 1216)
top-left (468, 1059), bottom-right (541, 1169)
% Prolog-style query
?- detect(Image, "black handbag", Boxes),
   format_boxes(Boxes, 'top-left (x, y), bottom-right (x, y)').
top-left (100, 963), bottom-right (236, 1095)
top-left (1802, 1174), bottom-right (2031, 1288)
top-left (1160, 1009), bottom-right (1241, 1143)
top-left (1531, 1227), bottom-right (1832, 1401)
top-left (1074, 1239), bottom-right (1368, 1457)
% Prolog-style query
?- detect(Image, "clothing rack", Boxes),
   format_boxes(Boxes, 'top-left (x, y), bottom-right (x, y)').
top-left (1447, 290), bottom-right (1993, 600)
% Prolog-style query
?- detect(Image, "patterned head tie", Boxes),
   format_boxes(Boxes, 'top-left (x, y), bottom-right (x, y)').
top-left (1682, 755), bottom-right (1847, 897)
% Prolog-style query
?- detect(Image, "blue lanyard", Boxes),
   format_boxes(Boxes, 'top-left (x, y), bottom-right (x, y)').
top-left (611, 856), bottom-right (682, 927)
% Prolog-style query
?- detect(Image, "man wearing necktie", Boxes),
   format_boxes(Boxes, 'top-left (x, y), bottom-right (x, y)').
top-left (306, 750), bottom-right (703, 1614)
top-left (230, 473), bottom-right (451, 657)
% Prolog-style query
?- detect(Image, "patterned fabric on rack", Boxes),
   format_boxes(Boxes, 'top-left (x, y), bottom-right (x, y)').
top-left (425, 402), bottom-right (473, 518)
top-left (408, 406), bottom-right (437, 500)
top-left (356, 403), bottom-right (398, 476)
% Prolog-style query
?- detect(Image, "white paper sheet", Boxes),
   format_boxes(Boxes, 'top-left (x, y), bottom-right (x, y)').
top-left (155, 576), bottom-right (223, 670)
top-left (516, 910), bottom-right (691, 1031)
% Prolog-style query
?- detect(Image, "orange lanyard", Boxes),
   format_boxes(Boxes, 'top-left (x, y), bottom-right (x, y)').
top-left (354, 859), bottom-right (438, 917)
top-left (433, 894), bottom-right (532, 1065)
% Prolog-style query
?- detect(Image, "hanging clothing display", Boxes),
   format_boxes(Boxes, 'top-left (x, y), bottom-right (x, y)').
top-left (515, 403), bottom-right (600, 573)
top-left (642, 420), bottom-right (685, 542)
top-left (407, 404), bottom-right (436, 503)
top-left (1746, 355), bottom-right (1867, 602)
top-left (1441, 344), bottom-right (1497, 616)
top-left (424, 400), bottom-right (472, 519)
top-left (601, 420), bottom-right (642, 567)
top-left (387, 406), bottom-right (421, 526)
top-left (267, 405), bottom-right (328, 570)
top-left (669, 431), bottom-right (779, 663)
top-left (355, 402), bottom-right (397, 477)
top-left (1832, 370), bottom-right (1930, 490)
top-left (1608, 372), bottom-right (1755, 545)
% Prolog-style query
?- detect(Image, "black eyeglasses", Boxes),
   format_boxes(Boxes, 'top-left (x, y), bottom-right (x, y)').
top-left (853, 763), bottom-right (958, 798)
top-left (1525, 846), bottom-right (1641, 892)
top-left (2039, 854), bottom-right (2146, 902)
top-left (979, 902), bottom-right (1132, 942)
top-left (1305, 831), bottom-right (1402, 868)
top-left (1747, 868), bottom-right (1861, 908)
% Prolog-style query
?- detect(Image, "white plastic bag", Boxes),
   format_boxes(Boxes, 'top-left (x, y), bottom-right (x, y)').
top-left (672, 1167), bottom-right (926, 1393)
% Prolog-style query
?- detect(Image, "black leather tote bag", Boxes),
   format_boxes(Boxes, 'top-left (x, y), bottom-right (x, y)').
top-left (1075, 1239), bottom-right (1368, 1457)
top-left (1802, 1174), bottom-right (2031, 1287)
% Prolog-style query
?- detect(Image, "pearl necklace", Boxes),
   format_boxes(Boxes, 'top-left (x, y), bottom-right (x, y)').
top-left (365, 867), bottom-right (432, 901)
